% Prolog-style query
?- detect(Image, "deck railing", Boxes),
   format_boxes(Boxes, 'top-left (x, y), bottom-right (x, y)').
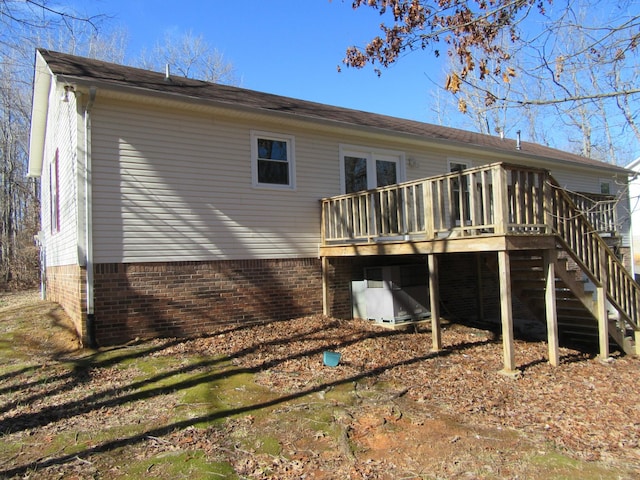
top-left (566, 191), bottom-right (618, 235)
top-left (320, 162), bottom-right (639, 333)
top-left (321, 163), bottom-right (550, 244)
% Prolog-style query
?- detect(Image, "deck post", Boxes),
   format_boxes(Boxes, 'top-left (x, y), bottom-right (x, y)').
top-left (322, 256), bottom-right (329, 316)
top-left (424, 181), bottom-right (435, 239)
top-left (596, 247), bottom-right (610, 360)
top-left (428, 254), bottom-right (442, 351)
top-left (498, 250), bottom-right (517, 374)
top-left (542, 171), bottom-right (553, 233)
top-left (543, 249), bottom-right (560, 366)
top-left (492, 165), bottom-right (509, 235)
top-left (475, 254), bottom-right (485, 322)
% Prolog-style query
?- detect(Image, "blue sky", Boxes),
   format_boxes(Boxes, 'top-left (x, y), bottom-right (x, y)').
top-left (55, 0), bottom-right (640, 162)
top-left (62, 0), bottom-right (441, 123)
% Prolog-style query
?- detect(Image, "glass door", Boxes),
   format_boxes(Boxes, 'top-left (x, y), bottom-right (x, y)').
top-left (342, 150), bottom-right (401, 193)
top-left (341, 149), bottom-right (404, 237)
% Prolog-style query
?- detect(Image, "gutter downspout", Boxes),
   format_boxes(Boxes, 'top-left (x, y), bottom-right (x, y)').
top-left (84, 86), bottom-right (97, 348)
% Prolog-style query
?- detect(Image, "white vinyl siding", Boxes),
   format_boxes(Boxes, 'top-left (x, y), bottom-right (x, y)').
top-left (90, 101), bottom-right (335, 263)
top-left (41, 85), bottom-right (79, 267)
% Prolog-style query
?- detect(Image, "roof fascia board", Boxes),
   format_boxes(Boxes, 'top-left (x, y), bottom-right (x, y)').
top-left (627, 157), bottom-right (640, 171)
top-left (28, 51), bottom-right (53, 177)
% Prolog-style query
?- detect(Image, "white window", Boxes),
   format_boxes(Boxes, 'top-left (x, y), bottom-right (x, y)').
top-left (251, 131), bottom-right (295, 189)
top-left (448, 160), bottom-right (472, 223)
top-left (340, 146), bottom-right (404, 194)
top-left (600, 179), bottom-right (612, 195)
top-left (448, 160), bottom-right (470, 173)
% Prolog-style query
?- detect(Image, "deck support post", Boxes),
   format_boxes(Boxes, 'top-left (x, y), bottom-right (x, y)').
top-left (543, 249), bottom-right (560, 366)
top-left (596, 248), bottom-right (610, 360)
top-left (322, 256), bottom-right (329, 316)
top-left (428, 254), bottom-right (442, 351)
top-left (498, 250), bottom-right (517, 374)
top-left (476, 254), bottom-right (485, 322)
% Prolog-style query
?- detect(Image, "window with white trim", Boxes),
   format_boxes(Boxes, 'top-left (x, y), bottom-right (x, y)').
top-left (448, 160), bottom-right (472, 223)
top-left (448, 160), bottom-right (470, 173)
top-left (251, 131), bottom-right (295, 189)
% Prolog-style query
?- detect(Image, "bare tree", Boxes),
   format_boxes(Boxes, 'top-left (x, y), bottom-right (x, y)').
top-left (0, 1), bottom-right (107, 288)
top-left (139, 31), bottom-right (238, 84)
top-left (343, 0), bottom-right (640, 163)
top-left (0, 50), bottom-right (36, 286)
top-left (39, 23), bottom-right (128, 64)
top-left (0, 0), bottom-right (104, 51)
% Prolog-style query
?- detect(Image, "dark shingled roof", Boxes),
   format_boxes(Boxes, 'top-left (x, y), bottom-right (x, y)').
top-left (38, 48), bottom-right (628, 174)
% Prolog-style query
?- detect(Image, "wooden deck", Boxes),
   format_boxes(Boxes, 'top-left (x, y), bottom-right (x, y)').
top-left (319, 163), bottom-right (640, 372)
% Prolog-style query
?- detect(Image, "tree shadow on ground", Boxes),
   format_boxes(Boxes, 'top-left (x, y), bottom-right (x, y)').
top-left (0, 320), bottom-right (501, 478)
top-left (0, 315), bottom-right (321, 418)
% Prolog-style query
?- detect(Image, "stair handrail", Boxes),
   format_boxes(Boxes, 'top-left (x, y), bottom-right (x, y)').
top-left (545, 174), bottom-right (640, 333)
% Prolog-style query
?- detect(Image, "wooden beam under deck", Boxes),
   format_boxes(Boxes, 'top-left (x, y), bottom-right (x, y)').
top-left (544, 249), bottom-right (560, 367)
top-left (428, 254), bottom-right (441, 352)
top-left (319, 234), bottom-right (557, 258)
top-left (498, 250), bottom-right (517, 375)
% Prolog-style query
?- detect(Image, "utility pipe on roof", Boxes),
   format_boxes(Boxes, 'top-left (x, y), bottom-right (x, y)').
top-left (83, 86), bottom-right (97, 348)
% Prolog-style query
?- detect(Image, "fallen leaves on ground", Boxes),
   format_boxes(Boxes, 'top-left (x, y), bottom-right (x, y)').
top-left (2, 291), bottom-right (640, 479)
top-left (152, 312), bottom-right (640, 470)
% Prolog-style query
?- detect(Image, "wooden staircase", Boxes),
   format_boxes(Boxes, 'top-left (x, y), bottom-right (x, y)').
top-left (509, 250), bottom-right (636, 354)
top-left (547, 176), bottom-right (640, 356)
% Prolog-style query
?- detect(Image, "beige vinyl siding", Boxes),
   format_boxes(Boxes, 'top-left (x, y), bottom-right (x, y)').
top-left (89, 96), bottom-right (630, 263)
top-left (42, 84), bottom-right (79, 267)
top-left (91, 100), bottom-right (337, 263)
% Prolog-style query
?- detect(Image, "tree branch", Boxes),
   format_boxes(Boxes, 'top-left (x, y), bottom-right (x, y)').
top-left (515, 88), bottom-right (640, 106)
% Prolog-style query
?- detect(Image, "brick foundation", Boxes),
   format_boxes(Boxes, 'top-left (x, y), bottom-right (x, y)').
top-left (46, 247), bottom-right (633, 347)
top-left (92, 258), bottom-right (323, 345)
top-left (45, 264), bottom-right (86, 341)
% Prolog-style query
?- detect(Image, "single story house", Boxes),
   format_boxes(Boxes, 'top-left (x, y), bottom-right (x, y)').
top-left (29, 49), bottom-right (639, 372)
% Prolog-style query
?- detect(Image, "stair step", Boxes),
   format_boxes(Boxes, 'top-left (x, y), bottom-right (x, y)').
top-left (489, 247), bottom-right (638, 355)
top-left (557, 317), bottom-right (595, 327)
top-left (521, 291), bottom-right (586, 303)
